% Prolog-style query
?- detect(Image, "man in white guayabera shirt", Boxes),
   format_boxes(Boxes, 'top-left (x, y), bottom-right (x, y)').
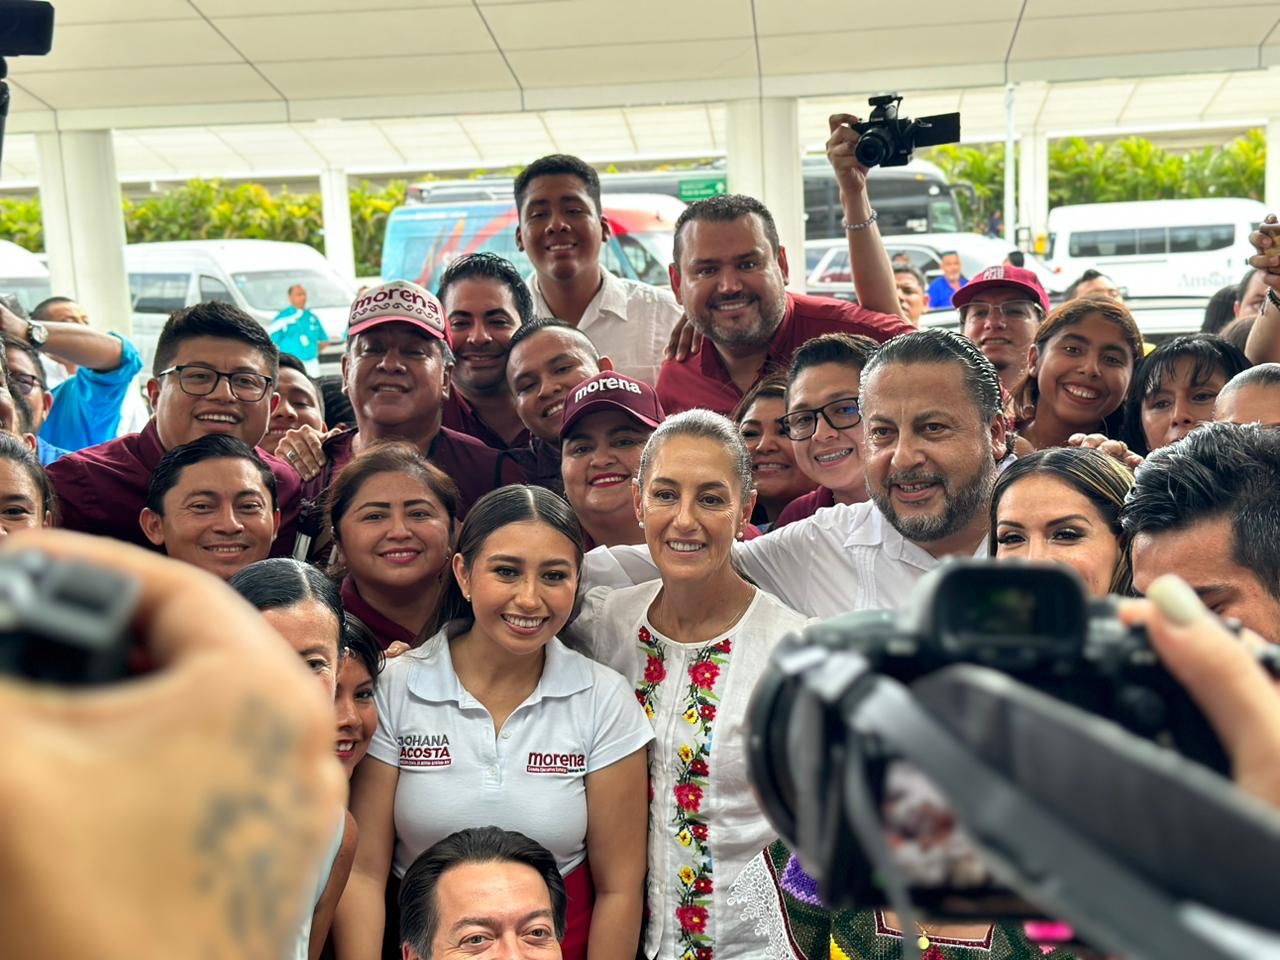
top-left (585, 329), bottom-right (1008, 618)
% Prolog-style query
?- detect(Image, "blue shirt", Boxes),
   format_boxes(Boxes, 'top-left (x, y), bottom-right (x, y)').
top-left (269, 307), bottom-right (328, 369)
top-left (927, 274), bottom-right (968, 309)
top-left (36, 434), bottom-right (73, 467)
top-left (39, 334), bottom-right (144, 453)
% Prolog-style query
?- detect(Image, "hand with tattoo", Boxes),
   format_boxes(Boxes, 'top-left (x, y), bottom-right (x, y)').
top-left (0, 530), bottom-right (345, 960)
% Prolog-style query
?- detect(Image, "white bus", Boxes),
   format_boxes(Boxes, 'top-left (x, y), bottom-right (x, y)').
top-left (1046, 198), bottom-right (1264, 299)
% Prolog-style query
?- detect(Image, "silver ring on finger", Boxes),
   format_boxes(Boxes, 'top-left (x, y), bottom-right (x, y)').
top-left (285, 449), bottom-right (298, 462)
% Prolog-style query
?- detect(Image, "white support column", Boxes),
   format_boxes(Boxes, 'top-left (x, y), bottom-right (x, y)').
top-left (35, 130), bottom-right (132, 336)
top-left (319, 167), bottom-right (356, 283)
top-left (1267, 119), bottom-right (1280, 211)
top-left (1003, 84), bottom-right (1017, 245)
top-left (1018, 130), bottom-right (1050, 254)
top-left (725, 98), bottom-right (805, 293)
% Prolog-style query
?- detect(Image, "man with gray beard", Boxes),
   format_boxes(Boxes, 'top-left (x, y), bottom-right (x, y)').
top-left (655, 192), bottom-right (912, 417)
top-left (587, 329), bottom-right (1007, 618)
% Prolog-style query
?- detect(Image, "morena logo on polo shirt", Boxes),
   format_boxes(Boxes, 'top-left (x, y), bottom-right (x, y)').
top-left (527, 750), bottom-right (587, 775)
top-left (572, 376), bottom-right (642, 404)
top-left (398, 732), bottom-right (452, 768)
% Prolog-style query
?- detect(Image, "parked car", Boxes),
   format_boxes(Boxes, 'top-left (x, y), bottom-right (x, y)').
top-left (0, 240), bottom-right (52, 314)
top-left (806, 233), bottom-right (1064, 303)
top-left (125, 240), bottom-right (355, 373)
top-left (381, 194), bottom-right (684, 291)
top-left (1046, 198), bottom-right (1265, 299)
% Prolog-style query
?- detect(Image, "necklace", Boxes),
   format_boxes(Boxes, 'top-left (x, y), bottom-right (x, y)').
top-left (915, 921), bottom-right (934, 951)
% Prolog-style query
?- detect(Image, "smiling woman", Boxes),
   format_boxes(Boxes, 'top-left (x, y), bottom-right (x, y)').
top-left (733, 374), bottom-right (817, 528)
top-left (335, 486), bottom-right (652, 960)
top-left (1010, 298), bottom-right (1144, 451)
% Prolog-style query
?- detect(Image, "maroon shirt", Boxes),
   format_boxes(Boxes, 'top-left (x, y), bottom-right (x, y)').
top-left (442, 391), bottom-right (530, 452)
top-left (774, 485), bottom-right (837, 529)
top-left (301, 424), bottom-right (526, 517)
top-left (656, 292), bottom-right (913, 416)
top-left (341, 575), bottom-right (418, 651)
top-left (47, 419), bottom-right (303, 555)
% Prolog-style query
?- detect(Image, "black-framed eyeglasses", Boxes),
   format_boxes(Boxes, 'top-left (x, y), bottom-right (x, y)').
top-left (778, 396), bottom-right (861, 440)
top-left (7, 371), bottom-right (39, 396)
top-left (158, 364), bottom-right (273, 402)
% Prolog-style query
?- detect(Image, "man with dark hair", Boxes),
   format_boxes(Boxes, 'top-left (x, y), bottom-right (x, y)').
top-left (1123, 421), bottom-right (1280, 640)
top-left (1065, 268), bottom-right (1122, 302)
top-left (437, 252), bottom-right (534, 450)
top-left (139, 434), bottom-right (280, 580)
top-left (1, 333), bottom-right (70, 464)
top-left (268, 283), bottom-right (330, 375)
top-left (590, 330), bottom-right (1007, 618)
top-left (46, 300), bottom-right (302, 552)
top-left (1235, 268), bottom-right (1268, 324)
top-left (514, 153), bottom-right (681, 386)
top-left (0, 298), bottom-right (145, 454)
top-left (503, 318), bottom-right (609, 493)
top-left (0, 346), bottom-right (27, 438)
top-left (927, 250), bottom-right (967, 307)
top-left (263, 352), bottom-right (325, 456)
top-left (1215, 363), bottom-right (1280, 427)
top-left (399, 826), bottom-right (567, 960)
top-left (280, 280), bottom-right (523, 524)
top-left (658, 186), bottom-right (911, 417)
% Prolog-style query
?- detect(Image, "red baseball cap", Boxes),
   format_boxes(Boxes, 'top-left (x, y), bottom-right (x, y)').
top-left (559, 372), bottom-right (665, 439)
top-left (951, 265), bottom-right (1050, 315)
top-left (347, 280), bottom-right (447, 340)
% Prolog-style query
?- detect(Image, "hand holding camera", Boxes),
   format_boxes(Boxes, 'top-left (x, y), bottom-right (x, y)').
top-left (0, 531), bottom-right (345, 960)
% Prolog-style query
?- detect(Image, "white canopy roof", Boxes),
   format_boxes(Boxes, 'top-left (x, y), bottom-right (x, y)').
top-left (3, 0), bottom-right (1279, 182)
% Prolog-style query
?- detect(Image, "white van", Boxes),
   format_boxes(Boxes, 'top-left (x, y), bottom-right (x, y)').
top-left (124, 240), bottom-right (355, 372)
top-left (0, 239), bottom-right (52, 314)
top-left (1047, 198), bottom-right (1265, 299)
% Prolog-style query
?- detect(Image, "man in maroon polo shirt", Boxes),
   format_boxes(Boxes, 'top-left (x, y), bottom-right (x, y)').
top-left (285, 279), bottom-right (524, 521)
top-left (437, 252), bottom-right (533, 451)
top-left (46, 301), bottom-right (303, 554)
top-left (657, 193), bottom-right (912, 417)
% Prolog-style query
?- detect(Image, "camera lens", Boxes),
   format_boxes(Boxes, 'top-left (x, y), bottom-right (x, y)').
top-left (854, 131), bottom-right (893, 168)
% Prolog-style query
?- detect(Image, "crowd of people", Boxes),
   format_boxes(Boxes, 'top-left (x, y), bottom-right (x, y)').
top-left (6, 116), bottom-right (1280, 960)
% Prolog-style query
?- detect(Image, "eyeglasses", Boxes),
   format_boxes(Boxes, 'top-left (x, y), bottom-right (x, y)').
top-left (959, 300), bottom-right (1040, 325)
top-left (7, 371), bottom-right (38, 396)
top-left (778, 396), bottom-right (861, 440)
top-left (158, 364), bottom-right (273, 402)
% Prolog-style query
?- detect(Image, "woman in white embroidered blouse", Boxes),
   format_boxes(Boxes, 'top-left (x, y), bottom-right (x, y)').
top-left (570, 409), bottom-right (811, 960)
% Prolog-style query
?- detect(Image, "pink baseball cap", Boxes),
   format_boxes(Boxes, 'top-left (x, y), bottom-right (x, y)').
top-left (560, 372), bottom-right (665, 439)
top-left (951, 265), bottom-right (1050, 315)
top-left (347, 280), bottom-right (447, 340)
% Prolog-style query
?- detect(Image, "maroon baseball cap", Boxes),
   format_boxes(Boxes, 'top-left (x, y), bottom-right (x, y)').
top-left (347, 280), bottom-right (447, 340)
top-left (559, 372), bottom-right (665, 439)
top-left (951, 265), bottom-right (1050, 315)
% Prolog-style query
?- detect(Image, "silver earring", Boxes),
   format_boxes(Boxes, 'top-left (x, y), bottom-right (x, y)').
top-left (638, 520), bottom-right (645, 528)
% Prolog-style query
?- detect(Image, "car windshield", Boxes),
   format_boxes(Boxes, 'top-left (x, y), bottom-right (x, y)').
top-left (615, 231), bottom-right (673, 286)
top-left (231, 269), bottom-right (351, 311)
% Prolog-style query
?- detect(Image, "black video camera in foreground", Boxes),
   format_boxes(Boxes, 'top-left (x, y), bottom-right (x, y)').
top-left (850, 93), bottom-right (960, 168)
top-left (747, 561), bottom-right (1280, 959)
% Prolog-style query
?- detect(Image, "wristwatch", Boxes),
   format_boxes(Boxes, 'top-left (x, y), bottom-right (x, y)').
top-left (25, 319), bottom-right (48, 347)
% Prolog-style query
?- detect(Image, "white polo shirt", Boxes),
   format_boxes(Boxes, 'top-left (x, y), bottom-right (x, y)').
top-left (369, 622), bottom-right (653, 879)
top-left (528, 267), bottom-right (683, 387)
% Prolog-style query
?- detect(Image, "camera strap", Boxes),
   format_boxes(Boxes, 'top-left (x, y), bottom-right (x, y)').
top-left (842, 667), bottom-right (1276, 960)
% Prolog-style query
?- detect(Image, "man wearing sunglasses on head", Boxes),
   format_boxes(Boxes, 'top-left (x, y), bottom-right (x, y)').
top-left (955, 265), bottom-right (1051, 393)
top-left (47, 301), bottom-right (303, 553)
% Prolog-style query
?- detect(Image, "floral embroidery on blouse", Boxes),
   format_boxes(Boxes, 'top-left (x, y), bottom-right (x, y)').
top-left (634, 624), bottom-right (734, 960)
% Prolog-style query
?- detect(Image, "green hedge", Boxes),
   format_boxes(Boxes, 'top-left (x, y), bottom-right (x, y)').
top-left (0, 130), bottom-right (1266, 264)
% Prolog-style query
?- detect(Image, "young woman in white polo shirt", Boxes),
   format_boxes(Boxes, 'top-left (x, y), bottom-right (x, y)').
top-left (570, 410), bottom-right (811, 960)
top-left (335, 485), bottom-right (652, 960)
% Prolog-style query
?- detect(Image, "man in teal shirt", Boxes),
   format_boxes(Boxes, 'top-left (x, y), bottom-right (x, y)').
top-left (269, 285), bottom-right (328, 375)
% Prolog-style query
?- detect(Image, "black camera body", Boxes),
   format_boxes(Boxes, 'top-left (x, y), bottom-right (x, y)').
top-left (851, 93), bottom-right (961, 168)
top-left (747, 561), bottom-right (1280, 920)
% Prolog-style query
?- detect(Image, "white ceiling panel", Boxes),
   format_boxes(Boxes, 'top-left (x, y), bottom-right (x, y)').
top-left (542, 110), bottom-right (636, 156)
top-left (260, 54), bottom-right (517, 98)
top-left (483, 0), bottom-right (752, 50)
top-left (626, 105), bottom-right (720, 154)
top-left (19, 65), bottom-right (280, 110)
top-left (510, 39), bottom-right (758, 88)
top-left (55, 0), bottom-right (200, 24)
top-left (755, 0), bottom-right (1022, 33)
top-left (22, 20), bottom-right (240, 73)
top-left (216, 9), bottom-right (494, 61)
top-left (1025, 0), bottom-right (1265, 16)
top-left (192, 0), bottom-right (467, 13)
top-left (1012, 10), bottom-right (1258, 61)
top-left (762, 24), bottom-right (1010, 75)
